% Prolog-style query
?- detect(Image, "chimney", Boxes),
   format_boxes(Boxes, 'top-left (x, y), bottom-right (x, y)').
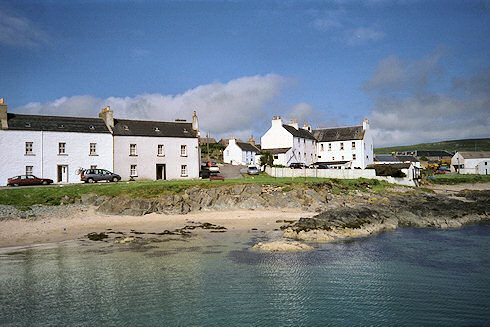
top-left (249, 135), bottom-right (255, 145)
top-left (192, 111), bottom-right (199, 134)
top-left (99, 106), bottom-right (114, 132)
top-left (303, 122), bottom-right (308, 129)
top-left (0, 98), bottom-right (8, 129)
top-left (229, 136), bottom-right (236, 146)
top-left (272, 115), bottom-right (283, 128)
top-left (289, 119), bottom-right (298, 130)
top-left (307, 123), bottom-right (312, 132)
top-left (362, 118), bottom-right (369, 130)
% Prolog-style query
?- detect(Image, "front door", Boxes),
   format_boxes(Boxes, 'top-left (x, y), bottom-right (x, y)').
top-left (57, 165), bottom-right (68, 183)
top-left (156, 164), bottom-right (166, 180)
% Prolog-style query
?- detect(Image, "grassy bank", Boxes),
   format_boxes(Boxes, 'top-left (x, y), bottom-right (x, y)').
top-left (428, 174), bottom-right (490, 185)
top-left (0, 174), bottom-right (392, 208)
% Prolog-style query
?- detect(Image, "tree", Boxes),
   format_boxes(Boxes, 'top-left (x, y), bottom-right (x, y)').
top-left (259, 151), bottom-right (274, 167)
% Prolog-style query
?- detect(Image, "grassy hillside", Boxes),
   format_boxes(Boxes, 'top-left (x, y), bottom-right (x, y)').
top-left (374, 138), bottom-right (490, 154)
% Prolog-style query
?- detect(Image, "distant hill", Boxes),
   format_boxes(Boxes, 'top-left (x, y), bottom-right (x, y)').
top-left (374, 138), bottom-right (490, 154)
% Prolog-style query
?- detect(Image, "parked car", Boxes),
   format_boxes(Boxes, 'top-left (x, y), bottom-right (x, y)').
top-left (205, 161), bottom-right (220, 173)
top-left (200, 161), bottom-right (219, 179)
top-left (7, 175), bottom-right (53, 186)
top-left (434, 170), bottom-right (446, 175)
top-left (247, 166), bottom-right (259, 175)
top-left (81, 169), bottom-right (121, 183)
top-left (314, 164), bottom-right (329, 169)
top-left (289, 162), bottom-right (306, 169)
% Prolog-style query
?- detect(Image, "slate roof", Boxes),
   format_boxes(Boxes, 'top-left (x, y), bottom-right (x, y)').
top-left (236, 142), bottom-right (260, 153)
top-left (199, 137), bottom-right (217, 145)
top-left (313, 125), bottom-right (364, 142)
top-left (112, 119), bottom-right (197, 138)
top-left (6, 113), bottom-right (110, 133)
top-left (282, 125), bottom-right (316, 140)
top-left (367, 163), bottom-right (412, 169)
top-left (261, 147), bottom-right (291, 154)
top-left (316, 160), bottom-right (350, 165)
top-left (375, 155), bottom-right (398, 162)
top-left (396, 155), bottom-right (419, 162)
top-left (458, 151), bottom-right (490, 159)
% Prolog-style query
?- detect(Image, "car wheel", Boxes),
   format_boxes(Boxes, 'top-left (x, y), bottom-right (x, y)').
top-left (42, 181), bottom-right (48, 185)
top-left (13, 183), bottom-right (19, 187)
top-left (112, 177), bottom-right (119, 182)
top-left (88, 178), bottom-right (95, 183)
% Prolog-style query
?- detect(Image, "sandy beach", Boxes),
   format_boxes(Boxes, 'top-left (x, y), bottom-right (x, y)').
top-left (0, 207), bottom-right (316, 248)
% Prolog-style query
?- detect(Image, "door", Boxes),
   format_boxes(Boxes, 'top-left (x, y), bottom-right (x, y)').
top-left (57, 165), bottom-right (68, 183)
top-left (156, 164), bottom-right (166, 180)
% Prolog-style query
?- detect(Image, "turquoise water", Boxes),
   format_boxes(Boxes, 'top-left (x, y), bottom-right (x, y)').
top-left (1, 224), bottom-right (489, 326)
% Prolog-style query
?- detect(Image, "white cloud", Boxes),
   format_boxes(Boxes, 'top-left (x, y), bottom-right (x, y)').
top-left (12, 74), bottom-right (287, 141)
top-left (0, 11), bottom-right (48, 47)
top-left (366, 52), bottom-right (490, 146)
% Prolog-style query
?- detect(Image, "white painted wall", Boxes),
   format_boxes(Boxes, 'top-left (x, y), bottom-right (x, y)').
top-left (451, 152), bottom-right (490, 174)
top-left (261, 118), bottom-right (293, 150)
top-left (0, 130), bottom-right (113, 185)
top-left (42, 131), bottom-right (113, 183)
top-left (0, 130), bottom-right (42, 186)
top-left (114, 136), bottom-right (199, 180)
top-left (223, 139), bottom-right (258, 165)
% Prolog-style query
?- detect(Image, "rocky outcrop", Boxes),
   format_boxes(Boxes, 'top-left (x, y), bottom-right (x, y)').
top-left (93, 184), bottom-right (330, 216)
top-left (284, 190), bottom-right (490, 242)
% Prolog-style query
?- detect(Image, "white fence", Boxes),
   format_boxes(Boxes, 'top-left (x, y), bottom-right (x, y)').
top-left (265, 167), bottom-right (417, 186)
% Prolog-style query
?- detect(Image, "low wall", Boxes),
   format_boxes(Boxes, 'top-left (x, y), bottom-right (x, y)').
top-left (265, 167), bottom-right (416, 186)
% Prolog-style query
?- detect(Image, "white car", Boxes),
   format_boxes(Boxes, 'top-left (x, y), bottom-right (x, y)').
top-left (247, 166), bottom-right (259, 175)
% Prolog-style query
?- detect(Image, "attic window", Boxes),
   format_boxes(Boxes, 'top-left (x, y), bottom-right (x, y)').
top-left (89, 125), bottom-right (95, 130)
top-left (25, 121), bottom-right (31, 127)
top-left (154, 127), bottom-right (160, 132)
top-left (58, 123), bottom-right (64, 128)
top-left (123, 125), bottom-right (129, 131)
top-left (183, 128), bottom-right (188, 133)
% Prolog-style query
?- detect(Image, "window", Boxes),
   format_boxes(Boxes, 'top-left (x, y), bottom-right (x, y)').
top-left (352, 141), bottom-right (356, 150)
top-left (342, 155), bottom-right (344, 160)
top-left (58, 142), bottom-right (66, 154)
top-left (303, 139), bottom-right (305, 144)
top-left (328, 143), bottom-right (332, 151)
top-left (320, 144), bottom-right (324, 151)
top-left (157, 144), bottom-right (164, 156)
top-left (353, 154), bottom-right (356, 160)
top-left (181, 145), bottom-right (187, 157)
top-left (130, 165), bottom-right (137, 177)
top-left (340, 142), bottom-right (344, 150)
top-left (332, 156), bottom-right (335, 161)
top-left (130, 144), bottom-right (137, 156)
top-left (299, 152), bottom-right (301, 159)
top-left (226, 150), bottom-right (229, 156)
top-left (273, 155), bottom-right (278, 159)
top-left (25, 142), bottom-right (33, 155)
top-left (90, 165), bottom-right (97, 169)
top-left (26, 166), bottom-right (33, 175)
top-left (90, 143), bottom-right (97, 155)
top-left (181, 165), bottom-right (188, 177)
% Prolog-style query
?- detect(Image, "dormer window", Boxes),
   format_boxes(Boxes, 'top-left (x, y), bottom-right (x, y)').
top-left (154, 127), bottom-right (160, 132)
top-left (89, 125), bottom-right (95, 130)
top-left (123, 125), bottom-right (129, 131)
top-left (183, 128), bottom-right (188, 133)
top-left (25, 121), bottom-right (31, 127)
top-left (58, 123), bottom-right (64, 129)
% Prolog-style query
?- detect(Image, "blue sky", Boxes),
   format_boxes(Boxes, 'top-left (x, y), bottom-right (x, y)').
top-left (1, 0), bottom-right (489, 146)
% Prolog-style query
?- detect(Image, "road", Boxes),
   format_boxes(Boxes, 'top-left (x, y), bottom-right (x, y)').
top-left (219, 164), bottom-right (246, 179)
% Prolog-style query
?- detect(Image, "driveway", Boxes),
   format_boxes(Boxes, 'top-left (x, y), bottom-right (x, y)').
top-left (219, 164), bottom-right (246, 179)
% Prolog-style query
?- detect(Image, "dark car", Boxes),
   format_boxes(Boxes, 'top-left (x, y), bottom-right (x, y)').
top-left (289, 162), bottom-right (306, 169)
top-left (200, 161), bottom-right (219, 178)
top-left (81, 169), bottom-right (121, 183)
top-left (7, 175), bottom-right (53, 186)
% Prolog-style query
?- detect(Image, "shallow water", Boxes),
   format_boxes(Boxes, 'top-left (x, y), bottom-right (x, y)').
top-left (1, 224), bottom-right (489, 326)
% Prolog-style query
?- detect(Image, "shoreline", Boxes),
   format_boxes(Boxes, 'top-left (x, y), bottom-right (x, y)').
top-left (0, 208), bottom-right (316, 249)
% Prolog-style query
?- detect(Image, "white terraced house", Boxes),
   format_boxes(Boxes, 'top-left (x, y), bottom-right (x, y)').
top-left (260, 116), bottom-right (374, 169)
top-left (451, 151), bottom-right (490, 175)
top-left (223, 137), bottom-right (261, 166)
top-left (0, 98), bottom-right (200, 186)
top-left (261, 117), bottom-right (317, 167)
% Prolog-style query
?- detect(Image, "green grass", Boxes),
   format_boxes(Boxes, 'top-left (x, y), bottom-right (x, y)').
top-left (427, 174), bottom-right (490, 185)
top-left (374, 138), bottom-right (490, 154)
top-left (0, 174), bottom-right (394, 208)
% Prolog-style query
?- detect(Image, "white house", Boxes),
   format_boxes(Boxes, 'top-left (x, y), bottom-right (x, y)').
top-left (261, 116), bottom-right (317, 166)
top-left (313, 118), bottom-right (373, 169)
top-left (0, 98), bottom-right (113, 185)
top-left (0, 98), bottom-right (200, 185)
top-left (223, 137), bottom-right (261, 165)
top-left (451, 151), bottom-right (490, 175)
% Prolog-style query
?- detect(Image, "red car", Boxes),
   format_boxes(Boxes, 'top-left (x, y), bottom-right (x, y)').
top-left (7, 175), bottom-right (54, 186)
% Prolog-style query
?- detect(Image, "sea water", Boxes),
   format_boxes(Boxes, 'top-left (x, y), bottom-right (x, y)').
top-left (0, 224), bottom-right (489, 326)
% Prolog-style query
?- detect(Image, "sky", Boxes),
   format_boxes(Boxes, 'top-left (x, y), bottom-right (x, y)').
top-left (0, 0), bottom-right (489, 147)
